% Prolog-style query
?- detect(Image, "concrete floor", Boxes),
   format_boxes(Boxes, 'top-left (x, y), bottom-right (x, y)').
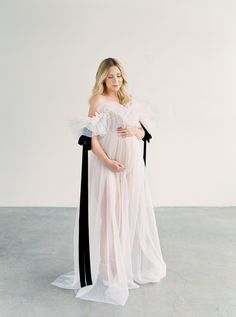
top-left (0, 206), bottom-right (235, 317)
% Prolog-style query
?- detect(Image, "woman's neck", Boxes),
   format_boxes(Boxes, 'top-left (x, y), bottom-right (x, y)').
top-left (102, 91), bottom-right (119, 101)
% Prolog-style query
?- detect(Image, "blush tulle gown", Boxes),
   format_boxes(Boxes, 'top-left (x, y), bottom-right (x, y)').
top-left (51, 98), bottom-right (167, 305)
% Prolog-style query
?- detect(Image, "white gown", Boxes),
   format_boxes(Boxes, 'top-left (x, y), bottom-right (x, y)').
top-left (51, 98), bottom-right (167, 306)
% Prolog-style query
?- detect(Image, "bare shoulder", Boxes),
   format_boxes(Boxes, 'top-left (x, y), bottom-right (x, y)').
top-left (88, 95), bottom-right (104, 117)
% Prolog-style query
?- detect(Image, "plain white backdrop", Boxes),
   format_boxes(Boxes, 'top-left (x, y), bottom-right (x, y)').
top-left (0, 0), bottom-right (235, 207)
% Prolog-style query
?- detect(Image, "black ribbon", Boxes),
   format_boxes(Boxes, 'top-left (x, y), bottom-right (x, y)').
top-left (77, 123), bottom-right (152, 288)
top-left (77, 135), bottom-right (92, 287)
top-left (140, 122), bottom-right (152, 166)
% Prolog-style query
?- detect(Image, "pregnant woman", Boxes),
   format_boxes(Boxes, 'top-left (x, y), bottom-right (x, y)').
top-left (51, 57), bottom-right (167, 306)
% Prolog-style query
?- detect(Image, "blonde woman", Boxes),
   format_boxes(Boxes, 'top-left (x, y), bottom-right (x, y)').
top-left (51, 57), bottom-right (167, 305)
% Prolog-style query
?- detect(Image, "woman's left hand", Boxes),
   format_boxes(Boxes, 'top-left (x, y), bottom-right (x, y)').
top-left (117, 126), bottom-right (137, 137)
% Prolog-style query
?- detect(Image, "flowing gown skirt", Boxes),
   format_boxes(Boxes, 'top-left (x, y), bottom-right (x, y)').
top-left (51, 101), bottom-right (167, 305)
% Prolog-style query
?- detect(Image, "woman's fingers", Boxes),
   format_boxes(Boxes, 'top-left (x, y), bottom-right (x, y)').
top-left (117, 127), bottom-right (134, 137)
top-left (118, 163), bottom-right (125, 168)
top-left (117, 128), bottom-right (126, 133)
top-left (117, 128), bottom-right (128, 137)
top-left (108, 160), bottom-right (125, 172)
top-left (117, 162), bottom-right (125, 170)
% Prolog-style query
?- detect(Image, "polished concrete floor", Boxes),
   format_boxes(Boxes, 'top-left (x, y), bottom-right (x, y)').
top-left (0, 206), bottom-right (235, 317)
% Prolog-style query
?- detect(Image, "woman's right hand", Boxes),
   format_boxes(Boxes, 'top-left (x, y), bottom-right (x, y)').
top-left (106, 159), bottom-right (125, 173)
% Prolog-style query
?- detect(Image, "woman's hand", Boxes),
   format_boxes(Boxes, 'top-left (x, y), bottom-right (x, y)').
top-left (117, 126), bottom-right (137, 137)
top-left (117, 126), bottom-right (145, 140)
top-left (106, 159), bottom-right (125, 173)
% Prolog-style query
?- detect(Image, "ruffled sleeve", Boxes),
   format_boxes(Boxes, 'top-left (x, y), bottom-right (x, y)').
top-left (68, 110), bottom-right (109, 140)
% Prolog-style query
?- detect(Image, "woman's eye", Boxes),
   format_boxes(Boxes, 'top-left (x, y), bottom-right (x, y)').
top-left (108, 74), bottom-right (122, 79)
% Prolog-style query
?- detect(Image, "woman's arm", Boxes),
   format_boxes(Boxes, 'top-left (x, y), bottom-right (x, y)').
top-left (91, 136), bottom-right (125, 173)
top-left (134, 127), bottom-right (145, 140)
top-left (91, 136), bottom-right (110, 167)
top-left (88, 96), bottom-right (125, 172)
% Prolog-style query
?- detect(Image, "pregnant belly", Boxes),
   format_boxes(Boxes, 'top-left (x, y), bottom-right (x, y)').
top-left (98, 133), bottom-right (144, 171)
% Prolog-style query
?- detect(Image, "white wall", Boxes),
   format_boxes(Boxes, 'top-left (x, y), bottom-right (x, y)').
top-left (0, 0), bottom-right (235, 207)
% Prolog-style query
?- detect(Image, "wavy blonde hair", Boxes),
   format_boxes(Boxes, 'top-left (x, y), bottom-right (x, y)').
top-left (88, 57), bottom-right (133, 106)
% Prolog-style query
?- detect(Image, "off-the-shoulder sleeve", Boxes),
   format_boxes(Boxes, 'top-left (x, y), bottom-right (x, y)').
top-left (68, 110), bottom-right (109, 140)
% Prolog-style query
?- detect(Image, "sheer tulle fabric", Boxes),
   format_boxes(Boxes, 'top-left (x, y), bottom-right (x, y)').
top-left (51, 99), bottom-right (167, 305)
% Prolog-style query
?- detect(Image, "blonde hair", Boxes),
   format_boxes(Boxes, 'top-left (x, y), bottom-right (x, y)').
top-left (88, 57), bottom-right (133, 106)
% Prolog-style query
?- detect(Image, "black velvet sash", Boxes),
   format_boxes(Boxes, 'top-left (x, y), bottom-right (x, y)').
top-left (140, 123), bottom-right (152, 165)
top-left (77, 124), bottom-right (152, 287)
top-left (77, 135), bottom-right (92, 287)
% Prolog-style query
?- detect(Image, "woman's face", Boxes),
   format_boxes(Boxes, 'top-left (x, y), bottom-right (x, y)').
top-left (104, 66), bottom-right (123, 93)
